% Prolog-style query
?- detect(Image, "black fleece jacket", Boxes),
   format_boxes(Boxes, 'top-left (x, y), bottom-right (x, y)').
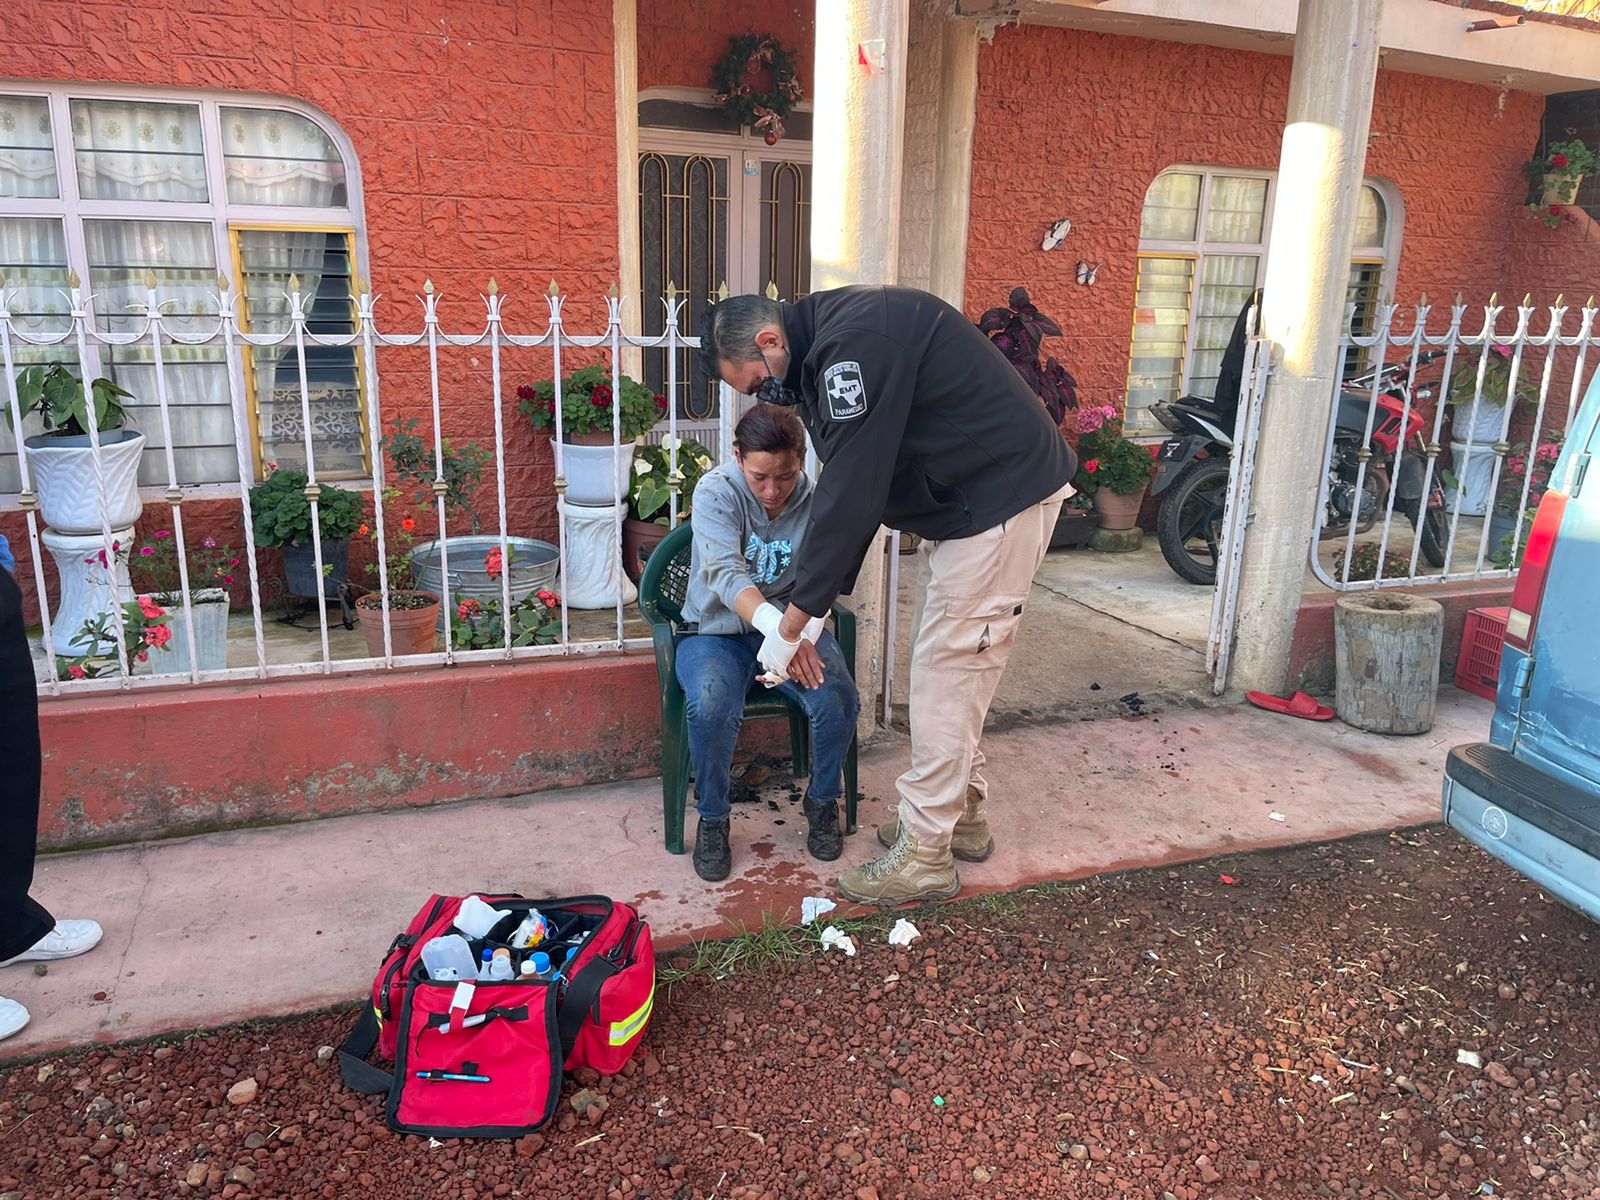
top-left (781, 285), bottom-right (1076, 617)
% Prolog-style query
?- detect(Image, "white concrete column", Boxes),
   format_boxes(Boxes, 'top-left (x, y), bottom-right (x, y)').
top-left (928, 17), bottom-right (978, 310)
top-left (811, 0), bottom-right (911, 739)
top-left (613, 0), bottom-right (643, 379)
top-left (1227, 0), bottom-right (1382, 696)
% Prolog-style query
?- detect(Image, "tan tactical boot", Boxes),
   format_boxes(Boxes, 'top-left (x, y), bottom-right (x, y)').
top-left (836, 832), bottom-right (960, 905)
top-left (877, 788), bottom-right (994, 863)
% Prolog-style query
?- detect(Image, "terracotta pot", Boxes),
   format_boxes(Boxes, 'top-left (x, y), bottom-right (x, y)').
top-left (1048, 510), bottom-right (1097, 550)
top-left (356, 590), bottom-right (440, 656)
top-left (622, 516), bottom-right (670, 584)
top-left (566, 430), bottom-right (619, 447)
top-left (1093, 486), bottom-right (1148, 531)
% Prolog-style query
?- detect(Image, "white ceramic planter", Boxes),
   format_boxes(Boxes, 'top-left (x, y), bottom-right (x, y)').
top-left (553, 437), bottom-right (633, 506)
top-left (24, 429), bottom-right (146, 534)
top-left (1445, 439), bottom-right (1495, 517)
top-left (147, 589), bottom-right (231, 675)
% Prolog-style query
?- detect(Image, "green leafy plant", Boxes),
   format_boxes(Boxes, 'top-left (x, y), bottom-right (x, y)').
top-left (130, 529), bottom-right (240, 605)
top-left (56, 593), bottom-right (173, 680)
top-left (451, 588), bottom-right (562, 649)
top-left (1072, 405), bottom-right (1152, 496)
top-left (1526, 136), bottom-right (1596, 228)
top-left (382, 417), bottom-right (493, 534)
top-left (516, 365), bottom-right (667, 441)
top-left (1494, 432), bottom-right (1564, 518)
top-left (1446, 344), bottom-right (1534, 410)
top-left (247, 467), bottom-right (363, 549)
top-left (629, 436), bottom-right (715, 524)
top-left (5, 363), bottom-right (134, 437)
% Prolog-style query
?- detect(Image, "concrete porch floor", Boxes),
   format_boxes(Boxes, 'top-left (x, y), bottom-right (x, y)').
top-left (3, 682), bottom-right (1491, 1061)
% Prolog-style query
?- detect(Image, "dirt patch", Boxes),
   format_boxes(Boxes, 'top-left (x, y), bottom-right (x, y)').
top-left (3, 828), bottom-right (1597, 1199)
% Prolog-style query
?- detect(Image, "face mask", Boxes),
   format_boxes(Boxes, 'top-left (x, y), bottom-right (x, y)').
top-left (755, 371), bottom-right (800, 406)
top-left (753, 346), bottom-right (800, 406)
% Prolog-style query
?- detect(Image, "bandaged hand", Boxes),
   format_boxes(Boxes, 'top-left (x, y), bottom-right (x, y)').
top-left (801, 614), bottom-right (826, 644)
top-left (758, 628), bottom-right (802, 681)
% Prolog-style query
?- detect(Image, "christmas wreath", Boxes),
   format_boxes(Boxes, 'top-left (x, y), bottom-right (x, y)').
top-left (711, 34), bottom-right (804, 143)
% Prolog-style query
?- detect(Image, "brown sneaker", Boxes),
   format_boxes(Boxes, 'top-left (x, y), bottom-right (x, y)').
top-left (836, 832), bottom-right (960, 905)
top-left (877, 788), bottom-right (994, 863)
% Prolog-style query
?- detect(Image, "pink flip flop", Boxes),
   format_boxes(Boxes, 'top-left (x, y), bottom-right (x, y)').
top-left (1245, 690), bottom-right (1335, 721)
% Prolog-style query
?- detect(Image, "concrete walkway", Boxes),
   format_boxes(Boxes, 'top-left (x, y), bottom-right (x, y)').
top-left (2, 686), bottom-right (1491, 1060)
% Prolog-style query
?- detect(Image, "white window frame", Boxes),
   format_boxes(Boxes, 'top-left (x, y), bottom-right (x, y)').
top-left (0, 80), bottom-right (368, 506)
top-left (1129, 165), bottom-right (1402, 433)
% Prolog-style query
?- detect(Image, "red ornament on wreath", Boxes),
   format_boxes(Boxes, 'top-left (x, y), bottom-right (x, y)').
top-left (711, 34), bottom-right (804, 143)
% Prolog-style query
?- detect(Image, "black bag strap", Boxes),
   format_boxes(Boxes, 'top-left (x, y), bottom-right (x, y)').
top-left (338, 1003), bottom-right (395, 1096)
top-left (558, 957), bottom-right (619, 1056)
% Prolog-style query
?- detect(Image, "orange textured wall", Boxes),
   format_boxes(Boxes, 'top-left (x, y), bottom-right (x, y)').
top-left (637, 1), bottom-right (812, 93)
top-left (964, 25), bottom-right (1556, 418)
top-left (0, 0), bottom-right (620, 619)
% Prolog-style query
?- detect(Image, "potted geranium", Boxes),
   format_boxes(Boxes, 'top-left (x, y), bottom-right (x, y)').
top-left (1488, 432), bottom-right (1564, 567)
top-left (5, 364), bottom-right (141, 534)
top-left (623, 435), bottom-right (715, 582)
top-left (517, 365), bottom-right (669, 505)
top-left (247, 466), bottom-right (364, 604)
top-left (353, 489), bottom-right (440, 657)
top-left (451, 588), bottom-right (563, 650)
top-left (130, 528), bottom-right (240, 673)
top-left (1527, 136), bottom-right (1596, 225)
top-left (1074, 404), bottom-right (1153, 531)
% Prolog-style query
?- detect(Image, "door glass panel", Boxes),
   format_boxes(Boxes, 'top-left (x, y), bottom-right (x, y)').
top-left (1126, 256), bottom-right (1194, 416)
top-left (759, 160), bottom-right (810, 301)
top-left (638, 152), bottom-right (730, 431)
top-left (1189, 254), bottom-right (1261, 400)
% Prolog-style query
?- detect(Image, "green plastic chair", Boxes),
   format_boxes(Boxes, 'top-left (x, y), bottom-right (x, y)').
top-left (638, 521), bottom-right (859, 854)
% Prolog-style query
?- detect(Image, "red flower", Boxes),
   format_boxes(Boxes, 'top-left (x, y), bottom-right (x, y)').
top-left (223, 575), bottom-right (235, 586)
top-left (517, 385), bottom-right (536, 401)
top-left (401, 517), bottom-right (416, 533)
top-left (358, 523), bottom-right (370, 536)
top-left (1550, 204), bottom-right (1565, 216)
top-left (591, 385), bottom-right (613, 408)
top-left (485, 547), bottom-right (504, 579)
top-left (655, 394), bottom-right (668, 411)
top-left (1551, 154), bottom-right (1569, 168)
top-left (144, 624), bottom-right (172, 649)
top-left (137, 651), bottom-right (149, 664)
top-left (457, 598), bottom-right (481, 620)
top-left (1084, 459), bottom-right (1100, 473)
top-left (67, 664), bottom-right (88, 680)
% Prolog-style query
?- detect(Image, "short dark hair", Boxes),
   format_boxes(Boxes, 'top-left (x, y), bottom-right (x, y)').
top-left (733, 404), bottom-right (807, 458)
top-left (696, 294), bottom-right (781, 384)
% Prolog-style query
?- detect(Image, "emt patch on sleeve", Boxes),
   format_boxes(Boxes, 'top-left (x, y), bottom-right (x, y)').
top-left (822, 360), bottom-right (867, 421)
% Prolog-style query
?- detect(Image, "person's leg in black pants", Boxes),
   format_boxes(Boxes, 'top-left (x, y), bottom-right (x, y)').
top-left (0, 567), bottom-right (53, 961)
top-left (1, 565), bottom-right (102, 1042)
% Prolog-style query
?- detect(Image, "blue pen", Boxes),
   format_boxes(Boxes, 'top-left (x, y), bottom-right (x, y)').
top-left (415, 1070), bottom-right (491, 1083)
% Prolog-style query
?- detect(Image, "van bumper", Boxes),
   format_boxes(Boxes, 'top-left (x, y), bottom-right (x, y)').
top-left (1442, 743), bottom-right (1600, 924)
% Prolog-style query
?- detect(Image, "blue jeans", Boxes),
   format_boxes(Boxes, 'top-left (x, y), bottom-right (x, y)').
top-left (675, 629), bottom-right (858, 822)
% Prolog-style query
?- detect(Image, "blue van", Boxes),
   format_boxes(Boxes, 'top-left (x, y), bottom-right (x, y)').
top-left (1442, 363), bottom-right (1600, 921)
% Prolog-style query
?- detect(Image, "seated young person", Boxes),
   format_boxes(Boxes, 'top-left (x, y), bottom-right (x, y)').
top-left (676, 405), bottom-right (859, 881)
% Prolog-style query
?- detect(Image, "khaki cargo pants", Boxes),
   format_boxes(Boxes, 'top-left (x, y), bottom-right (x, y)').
top-left (896, 483), bottom-right (1071, 850)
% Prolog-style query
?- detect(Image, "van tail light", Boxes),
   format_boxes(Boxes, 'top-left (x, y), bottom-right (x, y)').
top-left (1505, 491), bottom-right (1568, 650)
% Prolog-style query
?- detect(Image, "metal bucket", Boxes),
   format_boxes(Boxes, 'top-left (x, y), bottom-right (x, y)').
top-left (409, 536), bottom-right (560, 632)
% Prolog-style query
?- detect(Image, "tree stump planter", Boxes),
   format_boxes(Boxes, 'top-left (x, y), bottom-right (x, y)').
top-left (1334, 591), bottom-right (1444, 734)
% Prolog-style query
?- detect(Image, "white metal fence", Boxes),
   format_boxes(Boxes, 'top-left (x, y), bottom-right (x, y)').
top-left (1312, 297), bottom-right (1597, 590)
top-left (2, 276), bottom-right (724, 696)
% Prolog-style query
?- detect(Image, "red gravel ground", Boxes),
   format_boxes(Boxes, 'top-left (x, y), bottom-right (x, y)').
top-left (2, 826), bottom-right (1598, 1200)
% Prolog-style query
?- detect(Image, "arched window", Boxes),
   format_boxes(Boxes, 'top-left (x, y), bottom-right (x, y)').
top-left (0, 85), bottom-right (367, 492)
top-left (1126, 167), bottom-right (1401, 431)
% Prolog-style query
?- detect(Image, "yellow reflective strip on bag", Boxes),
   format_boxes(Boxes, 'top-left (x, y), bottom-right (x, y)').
top-left (374, 1005), bottom-right (384, 1027)
top-left (608, 991), bottom-right (654, 1046)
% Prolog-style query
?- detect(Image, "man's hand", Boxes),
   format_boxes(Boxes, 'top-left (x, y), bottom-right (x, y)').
top-left (778, 603), bottom-right (812, 643)
top-left (786, 638), bottom-right (825, 690)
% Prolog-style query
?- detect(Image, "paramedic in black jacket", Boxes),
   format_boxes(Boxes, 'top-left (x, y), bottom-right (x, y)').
top-left (698, 286), bottom-right (1075, 904)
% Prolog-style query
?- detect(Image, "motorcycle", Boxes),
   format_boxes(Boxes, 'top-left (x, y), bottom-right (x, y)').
top-left (1148, 304), bottom-right (1449, 586)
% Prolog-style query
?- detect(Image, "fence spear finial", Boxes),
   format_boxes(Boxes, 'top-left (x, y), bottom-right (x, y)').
top-left (666, 279), bottom-right (678, 301)
top-left (764, 281), bottom-right (779, 301)
top-left (144, 270), bottom-right (158, 290)
top-left (549, 278), bottom-right (560, 296)
top-left (488, 277), bottom-right (498, 296)
top-left (68, 269), bottom-right (80, 289)
top-left (288, 274), bottom-right (301, 294)
top-left (716, 281), bottom-right (729, 301)
top-left (423, 277), bottom-right (435, 295)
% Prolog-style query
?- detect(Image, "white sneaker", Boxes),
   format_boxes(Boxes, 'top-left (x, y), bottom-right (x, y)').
top-left (0, 919), bottom-right (103, 965)
top-left (0, 997), bottom-right (28, 1041)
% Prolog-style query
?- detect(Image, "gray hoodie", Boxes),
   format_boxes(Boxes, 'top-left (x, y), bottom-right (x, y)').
top-left (680, 459), bottom-right (814, 635)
